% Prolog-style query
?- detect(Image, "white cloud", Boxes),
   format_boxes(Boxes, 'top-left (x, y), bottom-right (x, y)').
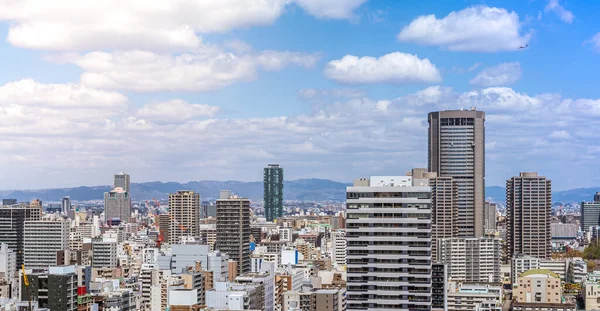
top-left (137, 99), bottom-right (220, 122)
top-left (550, 130), bottom-right (570, 139)
top-left (458, 87), bottom-right (542, 112)
top-left (294, 0), bottom-right (367, 19)
top-left (51, 49), bottom-right (320, 92)
top-left (324, 52), bottom-right (441, 84)
top-left (397, 6), bottom-right (531, 52)
top-left (470, 62), bottom-right (522, 86)
top-left (545, 0), bottom-right (574, 23)
top-left (298, 88), bottom-right (365, 99)
top-left (585, 33), bottom-right (600, 52)
top-left (0, 0), bottom-right (365, 51)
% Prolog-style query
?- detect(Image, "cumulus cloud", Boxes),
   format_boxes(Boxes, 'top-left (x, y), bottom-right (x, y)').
top-left (323, 52), bottom-right (441, 84)
top-left (0, 0), bottom-right (366, 51)
top-left (50, 49), bottom-right (320, 92)
top-left (545, 0), bottom-right (574, 23)
top-left (470, 62), bottom-right (522, 86)
top-left (137, 100), bottom-right (220, 122)
top-left (397, 6), bottom-right (531, 52)
top-left (550, 130), bottom-right (570, 139)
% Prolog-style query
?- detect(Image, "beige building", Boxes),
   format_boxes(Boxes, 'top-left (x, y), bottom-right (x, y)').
top-left (168, 191), bottom-right (201, 244)
top-left (515, 269), bottom-right (562, 304)
top-left (507, 172), bottom-right (552, 260)
top-left (428, 109), bottom-right (486, 237)
top-left (584, 283), bottom-right (600, 311)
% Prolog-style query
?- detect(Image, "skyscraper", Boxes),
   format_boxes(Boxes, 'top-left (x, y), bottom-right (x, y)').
top-left (484, 201), bottom-right (497, 231)
top-left (103, 173), bottom-right (132, 223)
top-left (216, 190), bottom-right (251, 276)
top-left (346, 176), bottom-right (432, 311)
top-left (168, 190), bottom-right (201, 244)
top-left (114, 172), bottom-right (131, 193)
top-left (428, 109), bottom-right (485, 237)
top-left (61, 196), bottom-right (71, 215)
top-left (264, 164), bottom-right (284, 222)
top-left (0, 204), bottom-right (41, 266)
top-left (581, 193), bottom-right (600, 232)
top-left (506, 172), bottom-right (552, 260)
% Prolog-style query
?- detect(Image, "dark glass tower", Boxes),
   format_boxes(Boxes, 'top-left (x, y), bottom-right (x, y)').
top-left (263, 164), bottom-right (284, 222)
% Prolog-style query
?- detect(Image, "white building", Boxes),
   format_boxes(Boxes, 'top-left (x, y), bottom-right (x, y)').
top-left (330, 230), bottom-right (346, 266)
top-left (281, 247), bottom-right (299, 266)
top-left (0, 243), bottom-right (15, 283)
top-left (346, 176), bottom-right (432, 311)
top-left (447, 283), bottom-right (503, 311)
top-left (24, 218), bottom-right (70, 268)
top-left (206, 281), bottom-right (265, 310)
top-left (157, 244), bottom-right (229, 281)
top-left (91, 239), bottom-right (118, 268)
top-left (438, 237), bottom-right (502, 283)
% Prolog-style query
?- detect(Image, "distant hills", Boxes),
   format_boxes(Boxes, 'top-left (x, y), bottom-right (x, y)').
top-left (0, 180), bottom-right (598, 204)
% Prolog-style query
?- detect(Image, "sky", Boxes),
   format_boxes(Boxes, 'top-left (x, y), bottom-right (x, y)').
top-left (0, 0), bottom-right (599, 191)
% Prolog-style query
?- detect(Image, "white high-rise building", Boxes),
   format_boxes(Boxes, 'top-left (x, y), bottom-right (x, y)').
top-left (437, 237), bottom-right (502, 283)
top-left (24, 218), bottom-right (70, 268)
top-left (346, 176), bottom-right (432, 311)
top-left (0, 243), bottom-right (16, 283)
top-left (330, 230), bottom-right (346, 266)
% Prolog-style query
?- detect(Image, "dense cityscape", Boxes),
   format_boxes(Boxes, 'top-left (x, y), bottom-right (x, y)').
top-left (0, 109), bottom-right (598, 311)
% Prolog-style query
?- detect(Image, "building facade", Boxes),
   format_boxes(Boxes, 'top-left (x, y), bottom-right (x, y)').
top-left (428, 109), bottom-right (485, 237)
top-left (0, 204), bottom-right (42, 266)
top-left (103, 188), bottom-right (131, 223)
top-left (507, 172), bottom-right (552, 260)
top-left (346, 176), bottom-right (432, 311)
top-left (264, 164), bottom-right (284, 222)
top-left (581, 193), bottom-right (600, 232)
top-left (24, 218), bottom-right (70, 268)
top-left (514, 270), bottom-right (562, 304)
top-left (216, 191), bottom-right (251, 275)
top-left (484, 201), bottom-right (497, 231)
top-left (437, 237), bottom-right (502, 283)
top-left (168, 191), bottom-right (200, 244)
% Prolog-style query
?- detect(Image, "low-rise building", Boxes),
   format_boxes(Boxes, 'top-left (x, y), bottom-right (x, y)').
top-left (447, 283), bottom-right (503, 311)
top-left (514, 269), bottom-right (562, 304)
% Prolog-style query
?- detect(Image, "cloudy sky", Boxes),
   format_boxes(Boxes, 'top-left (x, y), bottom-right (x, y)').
top-left (0, 0), bottom-right (598, 190)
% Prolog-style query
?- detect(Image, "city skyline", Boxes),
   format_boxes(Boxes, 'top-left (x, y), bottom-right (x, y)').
top-left (1, 1), bottom-right (599, 191)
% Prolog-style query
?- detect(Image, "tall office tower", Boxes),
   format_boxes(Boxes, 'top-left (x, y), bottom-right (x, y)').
top-left (61, 196), bottom-right (71, 214)
top-left (168, 191), bottom-right (200, 244)
top-left (264, 164), bottom-right (284, 222)
top-left (437, 237), bottom-right (502, 283)
top-left (484, 201), bottom-right (497, 231)
top-left (414, 170), bottom-right (458, 260)
top-left (103, 188), bottom-right (131, 223)
top-left (581, 193), bottom-right (600, 232)
top-left (506, 172), bottom-right (552, 260)
top-left (428, 109), bottom-right (485, 237)
top-left (216, 190), bottom-right (251, 275)
top-left (346, 176), bottom-right (432, 311)
top-left (114, 172), bottom-right (131, 193)
top-left (0, 204), bottom-right (41, 266)
top-left (24, 218), bottom-right (70, 268)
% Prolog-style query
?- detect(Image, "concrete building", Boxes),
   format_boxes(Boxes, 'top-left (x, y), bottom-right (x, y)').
top-left (156, 214), bottom-right (171, 245)
top-left (114, 172), bottom-right (130, 193)
top-left (61, 196), bottom-right (71, 215)
top-left (438, 237), bottom-right (501, 283)
top-left (514, 269), bottom-right (562, 304)
top-left (423, 171), bottom-right (458, 259)
top-left (581, 193), bottom-right (600, 232)
top-left (1, 199), bottom-right (16, 206)
top-left (158, 244), bottom-right (229, 281)
top-left (21, 266), bottom-right (78, 311)
top-left (484, 201), bottom-right (497, 231)
top-left (512, 302), bottom-right (576, 311)
top-left (511, 255), bottom-right (572, 284)
top-left (103, 187), bottom-right (131, 223)
top-left (0, 204), bottom-right (41, 266)
top-left (431, 263), bottom-right (448, 311)
top-left (216, 191), bottom-right (251, 275)
top-left (507, 172), bottom-right (552, 260)
top-left (199, 223), bottom-right (217, 250)
top-left (140, 264), bottom-right (160, 310)
top-left (346, 176), bottom-right (432, 311)
top-left (91, 239), bottom-right (117, 268)
top-left (330, 230), bottom-right (346, 267)
top-left (447, 283), bottom-right (503, 311)
top-left (264, 164), bottom-right (284, 222)
top-left (168, 191), bottom-right (200, 244)
top-left (24, 218), bottom-right (70, 268)
top-left (583, 281), bottom-right (600, 311)
top-left (236, 263), bottom-right (275, 311)
top-left (428, 109), bottom-right (486, 237)
top-left (206, 281), bottom-right (264, 310)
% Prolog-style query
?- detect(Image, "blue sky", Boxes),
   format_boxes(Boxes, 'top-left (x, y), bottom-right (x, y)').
top-left (0, 0), bottom-right (599, 191)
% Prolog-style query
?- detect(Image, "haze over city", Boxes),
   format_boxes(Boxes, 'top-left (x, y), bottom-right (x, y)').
top-left (0, 0), bottom-right (599, 190)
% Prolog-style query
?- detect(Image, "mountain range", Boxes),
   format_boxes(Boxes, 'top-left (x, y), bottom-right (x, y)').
top-left (0, 180), bottom-right (598, 204)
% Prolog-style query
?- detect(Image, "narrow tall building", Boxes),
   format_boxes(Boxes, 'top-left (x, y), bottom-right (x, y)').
top-left (216, 190), bottom-right (251, 275)
top-left (428, 110), bottom-right (485, 237)
top-left (0, 204), bottom-right (41, 266)
top-left (581, 192), bottom-right (600, 232)
top-left (346, 176), bottom-right (432, 311)
top-left (114, 172), bottom-right (131, 193)
top-left (484, 201), bottom-right (497, 231)
top-left (168, 191), bottom-right (200, 244)
top-left (61, 196), bottom-right (71, 215)
top-left (506, 172), bottom-right (552, 260)
top-left (264, 164), bottom-right (284, 222)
